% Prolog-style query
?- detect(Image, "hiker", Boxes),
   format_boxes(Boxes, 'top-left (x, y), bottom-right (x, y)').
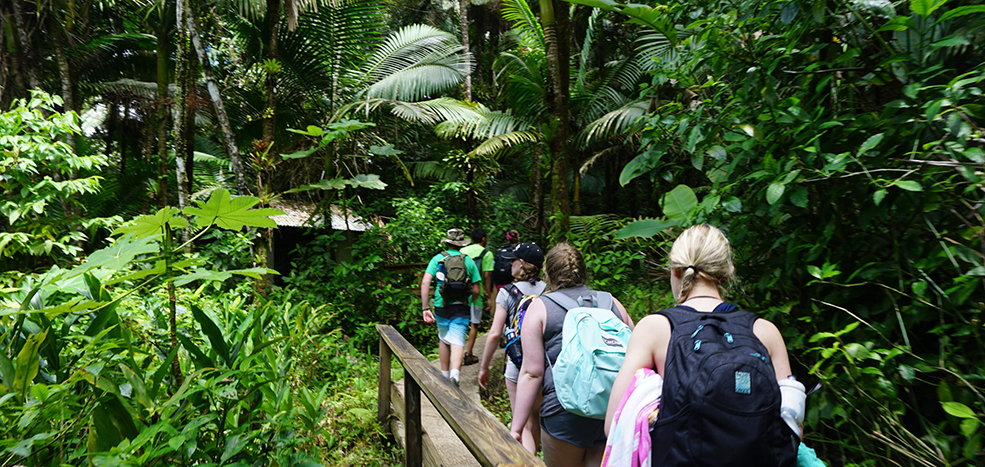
top-left (477, 242), bottom-right (548, 454)
top-left (420, 228), bottom-right (482, 386)
top-left (492, 229), bottom-right (521, 292)
top-left (460, 228), bottom-right (496, 365)
top-left (605, 224), bottom-right (799, 467)
top-left (510, 243), bottom-right (635, 466)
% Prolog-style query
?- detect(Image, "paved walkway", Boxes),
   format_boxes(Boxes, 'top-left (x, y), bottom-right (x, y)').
top-left (393, 331), bottom-right (506, 467)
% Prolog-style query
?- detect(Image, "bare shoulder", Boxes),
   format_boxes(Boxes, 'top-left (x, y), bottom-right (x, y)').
top-left (637, 313), bottom-right (672, 334)
top-left (753, 318), bottom-right (784, 344)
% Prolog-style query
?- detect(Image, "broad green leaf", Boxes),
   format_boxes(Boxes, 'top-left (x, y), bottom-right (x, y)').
top-left (281, 146), bottom-right (320, 159)
top-left (736, 123), bottom-right (762, 139)
top-left (78, 234), bottom-right (159, 274)
top-left (326, 119), bottom-right (375, 132)
top-left (939, 5), bottom-right (985, 22)
top-left (369, 144), bottom-right (404, 156)
top-left (834, 322), bottom-right (860, 336)
top-left (112, 207), bottom-right (186, 239)
top-left (287, 178), bottom-right (350, 193)
top-left (766, 182), bottom-right (786, 205)
top-left (14, 330), bottom-right (46, 396)
top-left (707, 145), bottom-right (727, 161)
top-left (178, 334), bottom-right (213, 370)
top-left (183, 189), bottom-right (282, 230)
top-left (349, 174), bottom-right (388, 190)
top-left (560, 0), bottom-right (620, 8)
top-left (910, 0), bottom-right (947, 17)
top-left (808, 265), bottom-right (822, 279)
top-left (229, 267), bottom-right (279, 279)
top-left (893, 180), bottom-right (923, 192)
top-left (790, 186), bottom-right (809, 208)
top-left (620, 146), bottom-right (664, 186)
top-left (961, 418), bottom-right (980, 437)
top-left (877, 16), bottom-right (914, 31)
top-left (173, 269), bottom-right (233, 286)
top-left (873, 189), bottom-right (888, 206)
top-left (942, 401), bottom-right (977, 419)
top-left (191, 304), bottom-right (230, 366)
top-left (723, 197), bottom-right (742, 212)
top-left (660, 185), bottom-right (698, 222)
top-left (859, 133), bottom-right (884, 156)
top-left (614, 218), bottom-right (680, 239)
top-left (931, 36), bottom-right (969, 49)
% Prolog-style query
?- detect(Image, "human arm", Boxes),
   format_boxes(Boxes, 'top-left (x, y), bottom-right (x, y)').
top-left (483, 271), bottom-right (494, 312)
top-left (754, 318), bottom-right (792, 381)
top-left (478, 300), bottom-right (509, 390)
top-left (612, 296), bottom-right (635, 330)
top-left (605, 314), bottom-right (670, 435)
top-left (420, 272), bottom-right (435, 324)
top-left (510, 297), bottom-right (547, 442)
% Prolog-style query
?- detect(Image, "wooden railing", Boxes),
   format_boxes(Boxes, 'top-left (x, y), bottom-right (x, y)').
top-left (376, 324), bottom-right (544, 467)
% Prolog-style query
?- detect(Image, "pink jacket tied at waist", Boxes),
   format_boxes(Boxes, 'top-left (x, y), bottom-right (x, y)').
top-left (602, 368), bottom-right (663, 467)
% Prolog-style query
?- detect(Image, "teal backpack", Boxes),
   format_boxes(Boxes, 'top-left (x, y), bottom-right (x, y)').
top-left (542, 291), bottom-right (632, 419)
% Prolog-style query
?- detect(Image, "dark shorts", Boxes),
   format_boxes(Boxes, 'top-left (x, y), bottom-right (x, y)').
top-left (435, 303), bottom-right (470, 320)
top-left (540, 409), bottom-right (606, 450)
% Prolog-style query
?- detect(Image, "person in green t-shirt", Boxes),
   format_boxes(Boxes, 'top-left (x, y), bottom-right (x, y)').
top-left (460, 228), bottom-right (495, 365)
top-left (420, 228), bottom-right (482, 385)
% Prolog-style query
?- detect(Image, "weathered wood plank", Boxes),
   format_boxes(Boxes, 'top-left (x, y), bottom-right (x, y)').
top-left (378, 336), bottom-right (392, 424)
top-left (376, 324), bottom-right (544, 467)
top-left (406, 374), bottom-right (423, 467)
top-left (388, 381), bottom-right (442, 467)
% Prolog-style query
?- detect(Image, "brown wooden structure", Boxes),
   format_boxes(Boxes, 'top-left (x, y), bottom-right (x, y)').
top-left (377, 324), bottom-right (545, 467)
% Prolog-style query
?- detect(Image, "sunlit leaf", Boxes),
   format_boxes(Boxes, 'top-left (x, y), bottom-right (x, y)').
top-left (661, 185), bottom-right (697, 222)
top-left (614, 218), bottom-right (680, 239)
top-left (112, 207), bottom-right (186, 239)
top-left (349, 174), bottom-right (388, 190)
top-left (942, 401), bottom-right (977, 419)
top-left (183, 189), bottom-right (282, 230)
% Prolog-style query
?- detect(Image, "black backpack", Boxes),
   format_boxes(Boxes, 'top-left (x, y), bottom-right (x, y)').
top-left (501, 284), bottom-right (535, 366)
top-left (650, 307), bottom-right (798, 467)
top-left (492, 244), bottom-right (515, 285)
top-left (439, 252), bottom-right (471, 302)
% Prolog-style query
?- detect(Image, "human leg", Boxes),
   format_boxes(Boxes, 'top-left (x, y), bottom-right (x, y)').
top-left (438, 341), bottom-right (450, 372)
top-left (541, 430), bottom-right (587, 467)
top-left (464, 304), bottom-right (482, 364)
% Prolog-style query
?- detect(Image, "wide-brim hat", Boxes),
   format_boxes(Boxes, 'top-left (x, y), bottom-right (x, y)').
top-left (502, 242), bottom-right (544, 269)
top-left (442, 228), bottom-right (471, 247)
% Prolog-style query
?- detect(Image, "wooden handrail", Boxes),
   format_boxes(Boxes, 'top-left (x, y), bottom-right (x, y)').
top-left (377, 324), bottom-right (544, 467)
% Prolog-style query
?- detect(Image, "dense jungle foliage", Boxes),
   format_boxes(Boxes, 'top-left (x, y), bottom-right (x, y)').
top-left (1, 0), bottom-right (984, 465)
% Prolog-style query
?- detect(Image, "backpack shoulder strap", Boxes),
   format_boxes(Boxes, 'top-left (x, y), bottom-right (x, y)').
top-left (478, 248), bottom-right (489, 262)
top-left (720, 308), bottom-right (760, 333)
top-left (440, 251), bottom-right (450, 260)
top-left (594, 292), bottom-right (613, 312)
top-left (655, 306), bottom-right (701, 330)
top-left (542, 291), bottom-right (580, 311)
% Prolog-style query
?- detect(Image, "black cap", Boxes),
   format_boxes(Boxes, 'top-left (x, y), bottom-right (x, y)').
top-left (502, 242), bottom-right (544, 269)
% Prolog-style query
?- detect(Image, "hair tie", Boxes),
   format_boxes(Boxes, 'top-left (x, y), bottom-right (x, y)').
top-left (686, 265), bottom-right (700, 274)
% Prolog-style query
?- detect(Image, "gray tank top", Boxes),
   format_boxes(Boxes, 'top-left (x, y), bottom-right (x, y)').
top-left (538, 285), bottom-right (623, 418)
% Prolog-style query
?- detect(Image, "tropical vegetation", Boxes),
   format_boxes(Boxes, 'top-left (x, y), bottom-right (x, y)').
top-left (2, 0), bottom-right (983, 465)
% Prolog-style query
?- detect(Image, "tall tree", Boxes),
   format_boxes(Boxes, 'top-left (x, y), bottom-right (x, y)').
top-left (540, 0), bottom-right (570, 238)
top-left (459, 0), bottom-right (471, 101)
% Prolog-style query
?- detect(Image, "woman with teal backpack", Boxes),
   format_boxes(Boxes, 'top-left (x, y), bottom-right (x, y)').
top-left (510, 243), bottom-right (634, 466)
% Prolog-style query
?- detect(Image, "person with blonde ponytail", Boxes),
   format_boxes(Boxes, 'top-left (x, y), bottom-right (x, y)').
top-left (510, 243), bottom-right (635, 466)
top-left (605, 225), bottom-right (796, 467)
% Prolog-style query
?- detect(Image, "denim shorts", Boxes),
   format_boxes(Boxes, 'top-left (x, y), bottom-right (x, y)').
top-left (435, 314), bottom-right (470, 347)
top-left (540, 409), bottom-right (606, 450)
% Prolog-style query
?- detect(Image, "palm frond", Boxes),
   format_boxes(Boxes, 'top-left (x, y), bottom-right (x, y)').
top-left (576, 100), bottom-right (648, 149)
top-left (355, 24), bottom-right (471, 102)
top-left (410, 160), bottom-right (461, 182)
top-left (470, 130), bottom-right (542, 157)
top-left (387, 97), bottom-right (483, 125)
top-left (435, 106), bottom-right (537, 140)
top-left (577, 8), bottom-right (603, 90)
top-left (494, 52), bottom-right (548, 119)
top-left (501, 0), bottom-right (544, 52)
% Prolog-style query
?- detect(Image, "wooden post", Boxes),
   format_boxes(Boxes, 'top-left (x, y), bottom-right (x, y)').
top-left (405, 374), bottom-right (423, 467)
top-left (377, 336), bottom-right (392, 424)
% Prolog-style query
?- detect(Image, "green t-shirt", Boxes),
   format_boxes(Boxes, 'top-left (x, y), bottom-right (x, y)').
top-left (425, 249), bottom-right (482, 308)
top-left (460, 243), bottom-right (494, 306)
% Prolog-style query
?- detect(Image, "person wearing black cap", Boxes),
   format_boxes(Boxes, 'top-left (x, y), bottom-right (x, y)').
top-left (478, 242), bottom-right (547, 454)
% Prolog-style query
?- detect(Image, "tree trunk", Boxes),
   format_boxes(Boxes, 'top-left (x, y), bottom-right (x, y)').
top-left (459, 0), bottom-right (471, 101)
top-left (185, 6), bottom-right (249, 195)
top-left (174, 0), bottom-right (191, 214)
top-left (263, 0), bottom-right (279, 150)
top-left (3, 11), bottom-right (28, 105)
top-left (10, 0), bottom-right (40, 89)
top-left (540, 0), bottom-right (571, 240)
top-left (531, 145), bottom-right (544, 235)
top-left (156, 20), bottom-right (171, 209)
